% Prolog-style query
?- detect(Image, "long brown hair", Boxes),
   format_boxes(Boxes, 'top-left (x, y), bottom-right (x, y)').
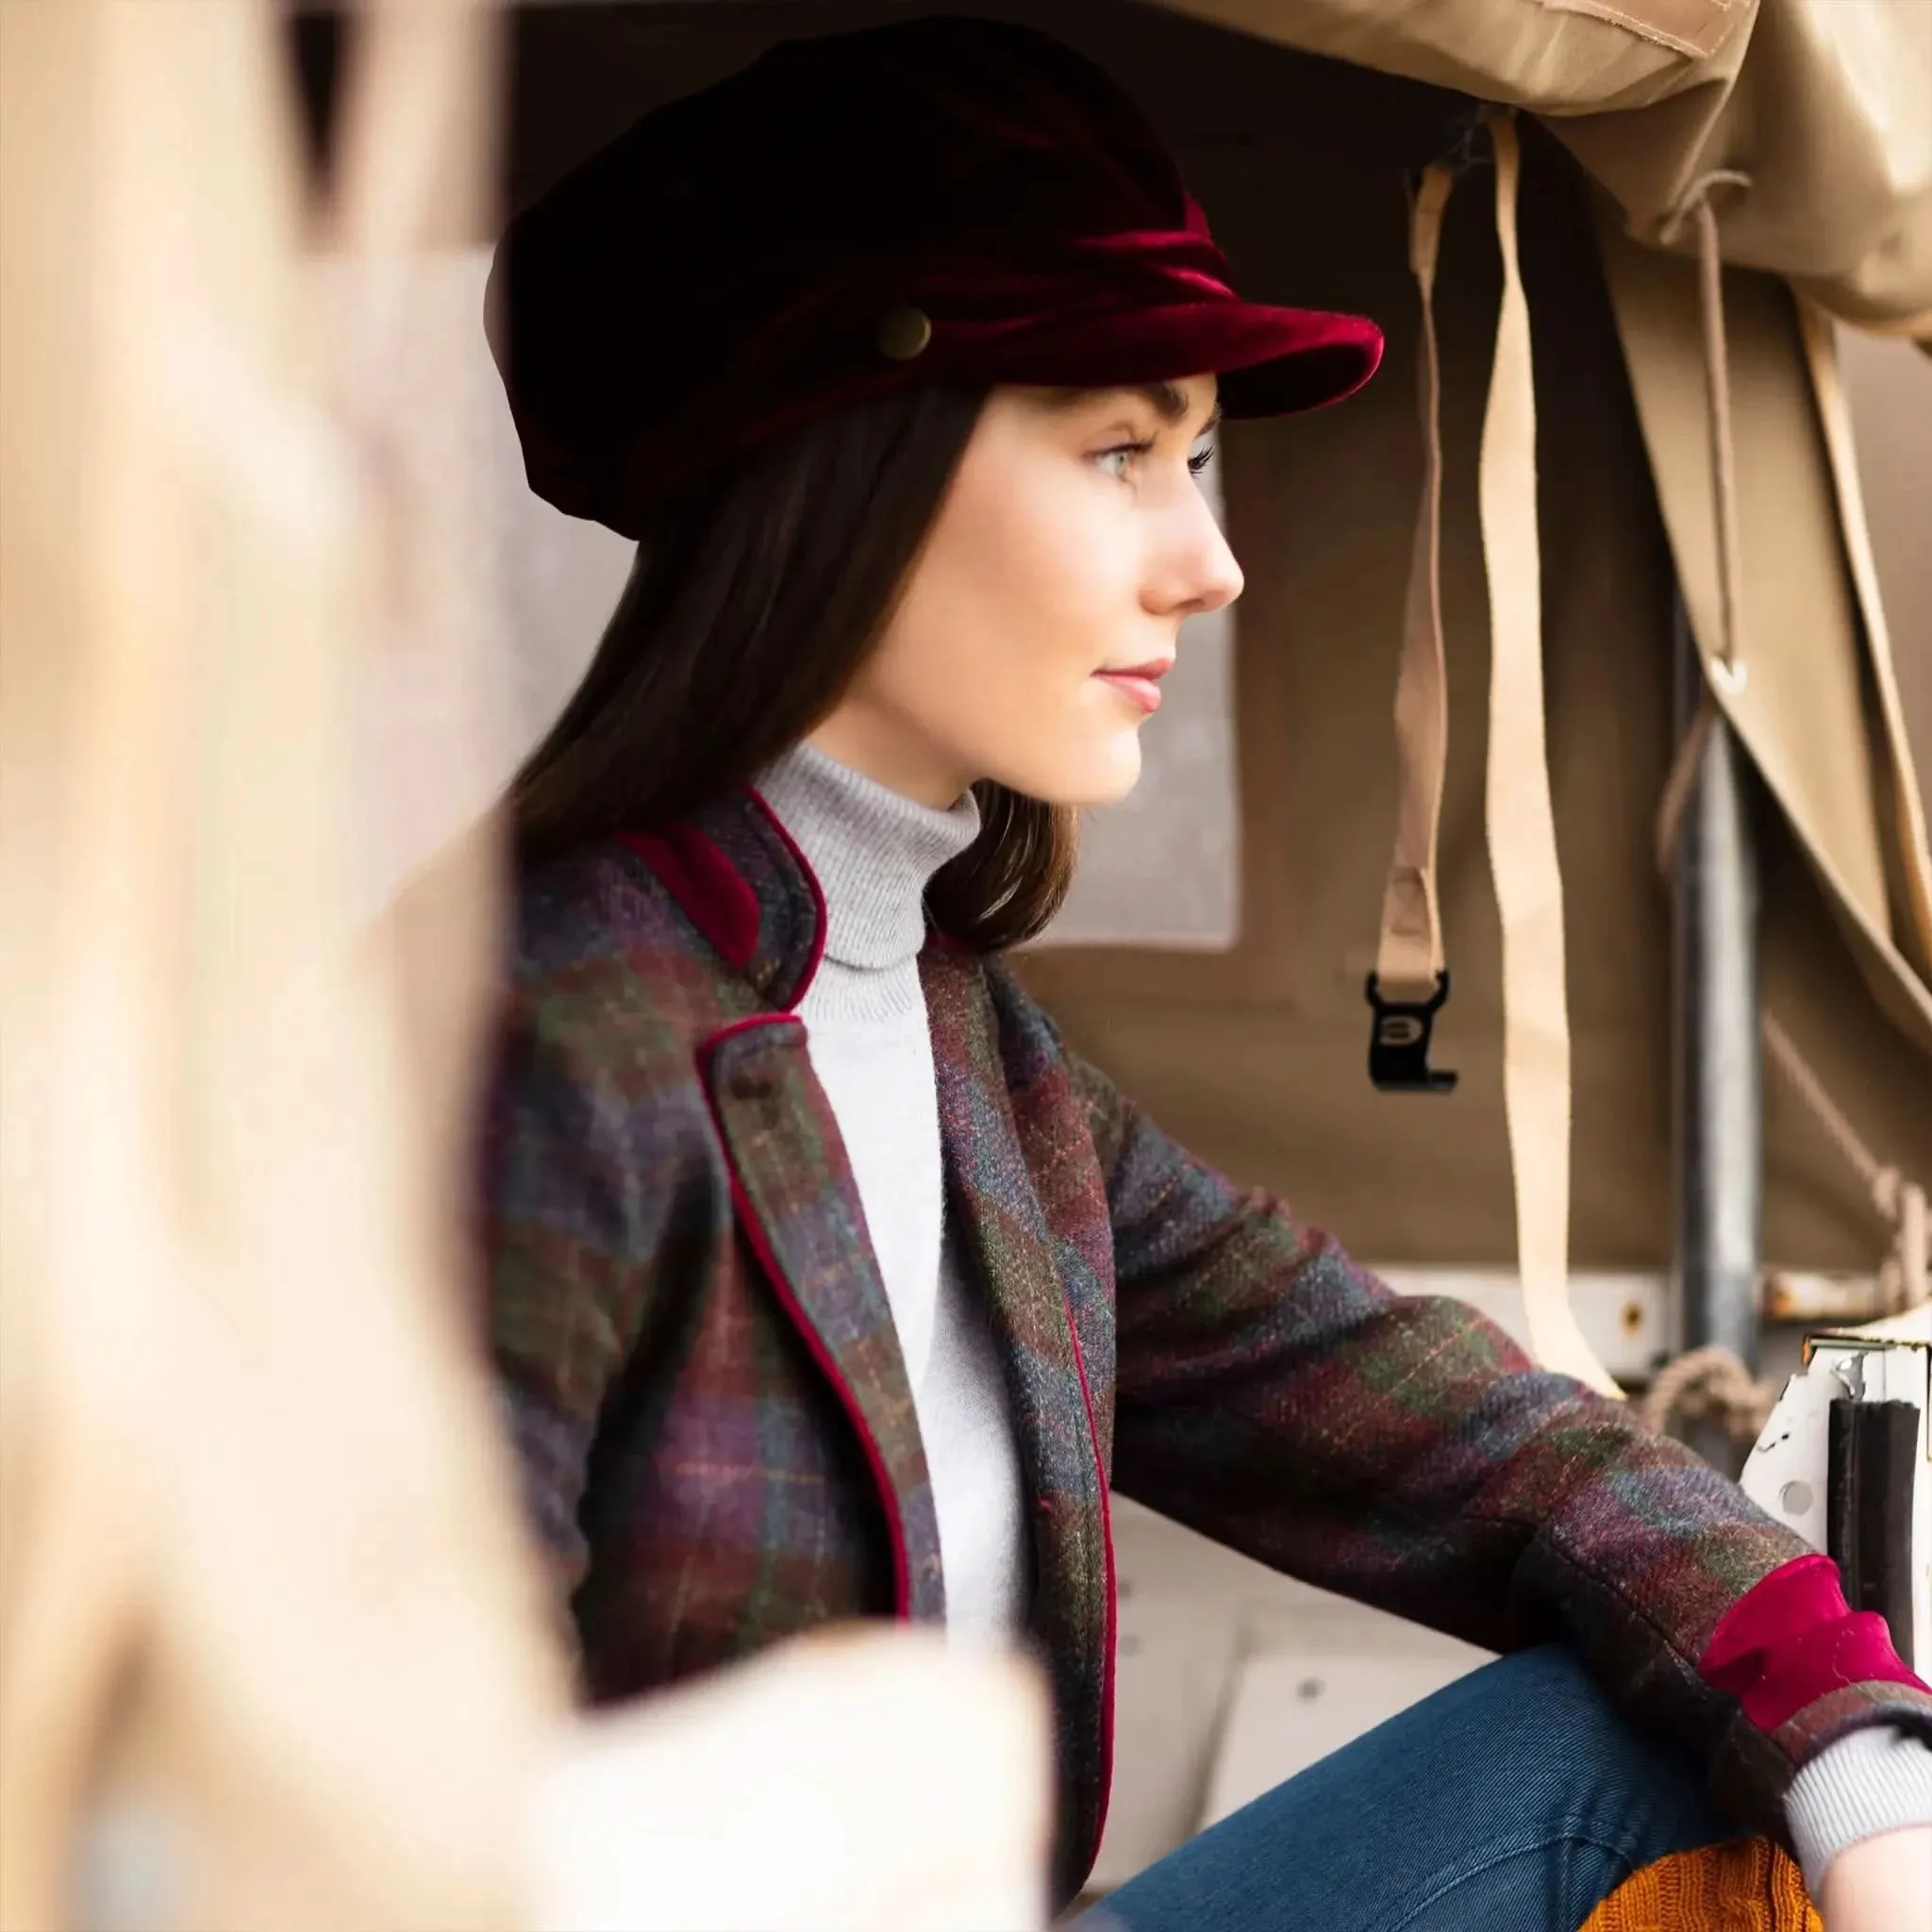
top-left (509, 384), bottom-right (1078, 951)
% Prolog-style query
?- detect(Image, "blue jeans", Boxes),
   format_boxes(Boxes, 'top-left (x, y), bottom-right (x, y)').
top-left (1078, 1644), bottom-right (1743, 1932)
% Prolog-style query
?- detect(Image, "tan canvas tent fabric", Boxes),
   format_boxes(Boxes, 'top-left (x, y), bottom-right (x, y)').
top-left (1171, 0), bottom-right (1932, 328)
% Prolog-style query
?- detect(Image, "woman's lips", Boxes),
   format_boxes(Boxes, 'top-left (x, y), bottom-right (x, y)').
top-left (1093, 667), bottom-right (1166, 714)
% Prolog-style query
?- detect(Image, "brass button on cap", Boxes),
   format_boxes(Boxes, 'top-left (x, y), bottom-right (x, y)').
top-left (875, 304), bottom-right (933, 360)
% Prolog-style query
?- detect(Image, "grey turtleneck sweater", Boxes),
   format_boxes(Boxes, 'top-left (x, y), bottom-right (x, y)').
top-left (757, 742), bottom-right (1028, 1646)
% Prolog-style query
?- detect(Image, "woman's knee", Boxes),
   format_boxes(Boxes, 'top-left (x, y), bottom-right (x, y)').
top-left (1424, 1646), bottom-right (1664, 1773)
top-left (1417, 1645), bottom-right (1737, 1860)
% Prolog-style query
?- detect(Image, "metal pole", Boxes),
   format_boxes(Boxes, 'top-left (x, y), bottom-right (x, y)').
top-left (1672, 593), bottom-right (1763, 1475)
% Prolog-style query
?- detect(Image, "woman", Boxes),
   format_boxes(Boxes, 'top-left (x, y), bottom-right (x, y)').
top-left (479, 19), bottom-right (1931, 1928)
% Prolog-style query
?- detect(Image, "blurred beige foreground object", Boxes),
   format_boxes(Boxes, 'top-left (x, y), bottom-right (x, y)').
top-left (533, 1631), bottom-right (1053, 1932)
top-left (0, 4), bottom-right (1050, 1929)
top-left (0, 2), bottom-right (561, 1925)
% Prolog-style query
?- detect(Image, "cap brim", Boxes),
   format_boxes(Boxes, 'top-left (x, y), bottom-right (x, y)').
top-left (1211, 305), bottom-right (1385, 417)
top-left (961, 298), bottom-right (1383, 417)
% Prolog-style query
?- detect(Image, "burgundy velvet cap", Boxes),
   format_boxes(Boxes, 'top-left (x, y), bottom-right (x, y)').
top-left (488, 15), bottom-right (1384, 539)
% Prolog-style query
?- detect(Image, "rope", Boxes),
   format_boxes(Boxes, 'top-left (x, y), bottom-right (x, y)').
top-left (1654, 697), bottom-right (1717, 879)
top-left (1654, 169), bottom-right (1752, 879)
top-left (1657, 171), bottom-right (1752, 683)
top-left (1636, 1343), bottom-right (1781, 1441)
top-left (1639, 1014), bottom-right (1930, 1448)
top-left (1762, 1014), bottom-right (1929, 1316)
top-left (1690, 190), bottom-right (1748, 689)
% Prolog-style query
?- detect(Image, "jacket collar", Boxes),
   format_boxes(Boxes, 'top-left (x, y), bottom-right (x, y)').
top-left (619, 788), bottom-right (826, 1008)
top-left (623, 786), bottom-right (974, 1007)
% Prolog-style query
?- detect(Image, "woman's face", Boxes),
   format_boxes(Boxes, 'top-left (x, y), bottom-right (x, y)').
top-left (808, 375), bottom-right (1241, 808)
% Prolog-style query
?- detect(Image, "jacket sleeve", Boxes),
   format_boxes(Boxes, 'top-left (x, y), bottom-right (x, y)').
top-left (478, 982), bottom-right (659, 1618)
top-left (1066, 1041), bottom-right (1932, 1836)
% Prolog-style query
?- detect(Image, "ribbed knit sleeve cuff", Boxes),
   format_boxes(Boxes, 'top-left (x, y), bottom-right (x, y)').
top-left (1784, 1724), bottom-right (1932, 1896)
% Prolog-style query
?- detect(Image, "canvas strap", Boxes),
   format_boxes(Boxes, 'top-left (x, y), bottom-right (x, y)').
top-left (1373, 164), bottom-right (1455, 996)
top-left (1478, 113), bottom-right (1621, 1398)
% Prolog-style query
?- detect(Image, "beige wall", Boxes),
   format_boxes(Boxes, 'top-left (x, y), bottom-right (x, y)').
top-left (1840, 330), bottom-right (1932, 806)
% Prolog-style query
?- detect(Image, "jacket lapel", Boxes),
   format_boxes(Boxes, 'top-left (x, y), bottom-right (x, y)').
top-left (922, 948), bottom-right (1113, 1893)
top-left (635, 793), bottom-right (943, 1621)
top-left (698, 1018), bottom-right (946, 1625)
top-left (640, 791), bottom-right (1109, 1885)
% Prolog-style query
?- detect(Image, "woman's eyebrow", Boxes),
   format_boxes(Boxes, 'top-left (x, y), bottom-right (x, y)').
top-left (1054, 382), bottom-right (1222, 432)
top-left (1128, 381), bottom-right (1222, 435)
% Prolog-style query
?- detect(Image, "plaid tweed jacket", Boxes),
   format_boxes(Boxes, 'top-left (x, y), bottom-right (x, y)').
top-left (481, 788), bottom-right (1932, 1906)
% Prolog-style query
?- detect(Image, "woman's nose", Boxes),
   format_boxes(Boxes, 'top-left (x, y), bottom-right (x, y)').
top-left (1143, 468), bottom-right (1245, 621)
top-left (1193, 525), bottom-right (1244, 615)
top-left (1158, 512), bottom-right (1243, 620)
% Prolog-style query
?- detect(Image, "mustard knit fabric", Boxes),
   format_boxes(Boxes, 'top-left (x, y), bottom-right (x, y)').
top-left (1580, 1839), bottom-right (1821, 1932)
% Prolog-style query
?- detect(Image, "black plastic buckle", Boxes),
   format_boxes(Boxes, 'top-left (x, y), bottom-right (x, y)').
top-left (1365, 971), bottom-right (1457, 1094)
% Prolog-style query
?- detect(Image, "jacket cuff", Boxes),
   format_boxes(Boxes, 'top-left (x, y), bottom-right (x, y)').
top-left (1784, 1725), bottom-right (1932, 1895)
top-left (1698, 1553), bottom-right (1926, 1731)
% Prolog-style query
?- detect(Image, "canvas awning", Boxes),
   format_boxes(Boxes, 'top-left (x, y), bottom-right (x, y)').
top-left (1164, 0), bottom-right (1932, 330)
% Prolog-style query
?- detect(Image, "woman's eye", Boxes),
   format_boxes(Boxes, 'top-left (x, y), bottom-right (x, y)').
top-left (1094, 441), bottom-right (1151, 480)
top-left (1189, 444), bottom-right (1215, 476)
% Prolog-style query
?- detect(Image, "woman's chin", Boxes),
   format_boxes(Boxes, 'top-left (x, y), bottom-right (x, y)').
top-left (996, 734), bottom-right (1143, 809)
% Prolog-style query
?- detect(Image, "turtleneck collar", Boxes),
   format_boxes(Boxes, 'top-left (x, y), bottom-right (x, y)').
top-left (754, 743), bottom-right (981, 972)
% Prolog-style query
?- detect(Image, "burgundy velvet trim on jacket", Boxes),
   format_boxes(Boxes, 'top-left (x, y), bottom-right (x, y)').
top-left (1701, 1553), bottom-right (1928, 1733)
top-left (618, 826), bottom-right (759, 974)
